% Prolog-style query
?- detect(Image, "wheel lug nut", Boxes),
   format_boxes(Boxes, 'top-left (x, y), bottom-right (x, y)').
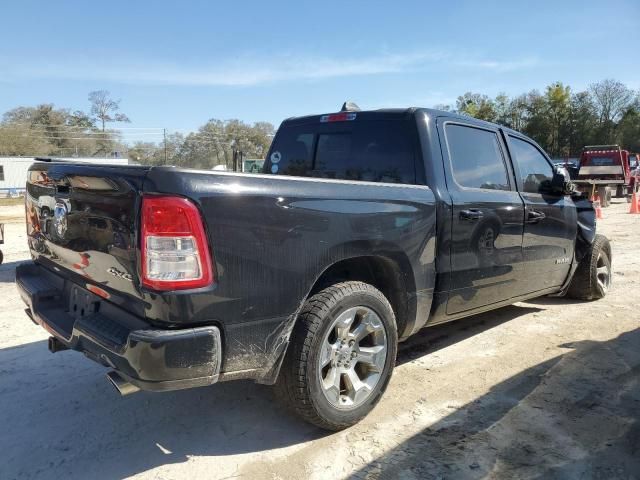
top-left (349, 340), bottom-right (355, 347)
top-left (351, 352), bottom-right (357, 358)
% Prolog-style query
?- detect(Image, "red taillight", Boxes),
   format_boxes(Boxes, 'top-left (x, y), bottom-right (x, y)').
top-left (141, 195), bottom-right (214, 290)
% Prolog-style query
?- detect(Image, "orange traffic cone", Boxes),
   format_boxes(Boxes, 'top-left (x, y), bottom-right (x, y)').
top-left (630, 191), bottom-right (640, 214)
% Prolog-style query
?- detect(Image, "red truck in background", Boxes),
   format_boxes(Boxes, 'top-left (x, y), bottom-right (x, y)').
top-left (574, 145), bottom-right (635, 207)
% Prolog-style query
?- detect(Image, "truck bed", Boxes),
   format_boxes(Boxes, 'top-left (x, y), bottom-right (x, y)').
top-left (23, 162), bottom-right (437, 381)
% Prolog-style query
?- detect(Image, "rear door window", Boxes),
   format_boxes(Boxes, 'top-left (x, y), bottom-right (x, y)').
top-left (266, 119), bottom-right (416, 184)
top-left (445, 123), bottom-right (510, 191)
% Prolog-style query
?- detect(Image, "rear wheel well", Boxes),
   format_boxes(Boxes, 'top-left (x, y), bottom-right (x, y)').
top-left (308, 256), bottom-right (411, 339)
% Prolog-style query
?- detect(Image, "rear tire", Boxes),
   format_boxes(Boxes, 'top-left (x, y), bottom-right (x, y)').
top-left (275, 281), bottom-right (397, 430)
top-left (567, 234), bottom-right (611, 300)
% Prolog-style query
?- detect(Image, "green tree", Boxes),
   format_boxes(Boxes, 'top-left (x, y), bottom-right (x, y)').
top-left (128, 132), bottom-right (185, 165)
top-left (544, 82), bottom-right (571, 157)
top-left (1, 103), bottom-right (106, 157)
top-left (568, 91), bottom-right (598, 154)
top-left (0, 123), bottom-right (52, 156)
top-left (456, 92), bottom-right (497, 121)
top-left (617, 105), bottom-right (640, 152)
top-left (179, 119), bottom-right (274, 169)
top-left (522, 90), bottom-right (551, 151)
top-left (493, 93), bottom-right (511, 127)
top-left (505, 94), bottom-right (529, 132)
top-left (590, 79), bottom-right (635, 143)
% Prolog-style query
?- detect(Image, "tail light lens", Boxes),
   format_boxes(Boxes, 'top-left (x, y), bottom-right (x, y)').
top-left (141, 195), bottom-right (214, 290)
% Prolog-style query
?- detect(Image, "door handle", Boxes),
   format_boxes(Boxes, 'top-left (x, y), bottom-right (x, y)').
top-left (527, 210), bottom-right (546, 223)
top-left (460, 209), bottom-right (483, 221)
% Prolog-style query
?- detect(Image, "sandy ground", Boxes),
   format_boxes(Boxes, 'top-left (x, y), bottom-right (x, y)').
top-left (0, 200), bottom-right (638, 480)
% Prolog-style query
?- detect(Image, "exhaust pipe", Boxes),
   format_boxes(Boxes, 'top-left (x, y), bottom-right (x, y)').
top-left (106, 370), bottom-right (140, 396)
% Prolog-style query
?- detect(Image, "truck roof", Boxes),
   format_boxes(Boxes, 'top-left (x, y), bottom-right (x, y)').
top-left (281, 107), bottom-right (526, 137)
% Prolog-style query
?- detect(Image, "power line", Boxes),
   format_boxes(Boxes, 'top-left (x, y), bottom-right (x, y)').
top-left (3, 122), bottom-right (166, 131)
top-left (0, 130), bottom-right (166, 136)
top-left (0, 132), bottom-right (247, 146)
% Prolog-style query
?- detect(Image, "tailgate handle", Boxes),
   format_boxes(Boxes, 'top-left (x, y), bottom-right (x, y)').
top-left (460, 209), bottom-right (483, 221)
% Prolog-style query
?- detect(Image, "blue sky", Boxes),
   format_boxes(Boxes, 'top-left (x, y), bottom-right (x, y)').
top-left (1, 0), bottom-right (639, 138)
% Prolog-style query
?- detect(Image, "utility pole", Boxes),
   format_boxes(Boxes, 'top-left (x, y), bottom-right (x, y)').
top-left (163, 128), bottom-right (168, 164)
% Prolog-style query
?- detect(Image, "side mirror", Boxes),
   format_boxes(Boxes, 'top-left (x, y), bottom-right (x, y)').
top-left (542, 167), bottom-right (574, 195)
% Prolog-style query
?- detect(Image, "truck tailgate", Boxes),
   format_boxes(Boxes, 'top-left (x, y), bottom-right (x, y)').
top-left (25, 162), bottom-right (150, 310)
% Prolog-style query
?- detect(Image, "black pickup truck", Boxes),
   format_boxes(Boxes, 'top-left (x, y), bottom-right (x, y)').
top-left (16, 106), bottom-right (610, 430)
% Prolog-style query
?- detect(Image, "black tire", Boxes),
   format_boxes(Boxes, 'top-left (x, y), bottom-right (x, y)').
top-left (616, 185), bottom-right (624, 198)
top-left (275, 281), bottom-right (398, 430)
top-left (567, 234), bottom-right (611, 300)
top-left (0, 250), bottom-right (3, 265)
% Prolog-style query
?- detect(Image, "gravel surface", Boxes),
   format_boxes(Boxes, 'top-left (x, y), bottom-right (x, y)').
top-left (0, 200), bottom-right (638, 480)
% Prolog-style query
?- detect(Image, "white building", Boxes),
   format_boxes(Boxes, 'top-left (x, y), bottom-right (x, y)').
top-left (0, 157), bottom-right (129, 196)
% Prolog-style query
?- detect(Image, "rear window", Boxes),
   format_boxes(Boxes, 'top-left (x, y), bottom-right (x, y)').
top-left (588, 156), bottom-right (617, 166)
top-left (264, 119), bottom-right (416, 184)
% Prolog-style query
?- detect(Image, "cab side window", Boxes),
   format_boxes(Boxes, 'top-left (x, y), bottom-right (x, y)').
top-left (445, 124), bottom-right (510, 191)
top-left (509, 136), bottom-right (553, 194)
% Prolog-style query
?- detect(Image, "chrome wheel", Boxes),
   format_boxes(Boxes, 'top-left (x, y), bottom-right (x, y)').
top-left (596, 251), bottom-right (611, 293)
top-left (318, 306), bottom-right (387, 410)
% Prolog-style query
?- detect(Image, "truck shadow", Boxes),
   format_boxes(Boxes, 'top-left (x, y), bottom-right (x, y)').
top-left (397, 303), bottom-right (543, 365)
top-left (524, 295), bottom-right (595, 307)
top-left (350, 327), bottom-right (640, 479)
top-left (0, 339), bottom-right (321, 479)
top-left (0, 303), bottom-right (552, 480)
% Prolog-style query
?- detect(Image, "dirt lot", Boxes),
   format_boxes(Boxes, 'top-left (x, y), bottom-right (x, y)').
top-left (0, 200), bottom-right (638, 480)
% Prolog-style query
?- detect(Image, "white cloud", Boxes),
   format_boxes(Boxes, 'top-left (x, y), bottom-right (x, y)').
top-left (454, 57), bottom-right (540, 72)
top-left (0, 51), bottom-right (541, 87)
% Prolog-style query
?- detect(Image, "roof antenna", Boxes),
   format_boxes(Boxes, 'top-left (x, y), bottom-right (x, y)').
top-left (341, 101), bottom-right (361, 112)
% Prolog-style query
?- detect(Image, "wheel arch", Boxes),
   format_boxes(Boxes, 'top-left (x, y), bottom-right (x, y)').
top-left (307, 253), bottom-right (416, 342)
top-left (258, 245), bottom-right (419, 385)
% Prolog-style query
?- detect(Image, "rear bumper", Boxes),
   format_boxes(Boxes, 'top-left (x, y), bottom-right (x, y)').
top-left (16, 262), bottom-right (222, 392)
